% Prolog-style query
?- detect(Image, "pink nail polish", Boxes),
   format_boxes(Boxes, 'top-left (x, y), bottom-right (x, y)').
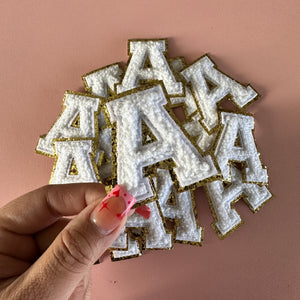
top-left (135, 205), bottom-right (151, 219)
top-left (91, 185), bottom-right (136, 235)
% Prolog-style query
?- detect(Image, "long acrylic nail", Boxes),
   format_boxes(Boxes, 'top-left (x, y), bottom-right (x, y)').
top-left (135, 205), bottom-right (151, 219)
top-left (90, 185), bottom-right (136, 235)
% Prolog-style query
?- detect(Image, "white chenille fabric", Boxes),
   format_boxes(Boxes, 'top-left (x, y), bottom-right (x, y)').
top-left (106, 84), bottom-right (218, 203)
top-left (111, 200), bottom-right (172, 259)
top-left (112, 236), bottom-right (141, 260)
top-left (117, 40), bottom-right (183, 95)
top-left (170, 85), bottom-right (198, 117)
top-left (156, 169), bottom-right (202, 243)
top-left (169, 57), bottom-right (185, 74)
top-left (170, 57), bottom-right (216, 152)
top-left (181, 55), bottom-right (257, 131)
top-left (123, 200), bottom-right (172, 249)
top-left (97, 109), bottom-right (107, 128)
top-left (110, 227), bottom-right (128, 250)
top-left (214, 112), bottom-right (268, 183)
top-left (183, 114), bottom-right (217, 152)
top-left (98, 127), bottom-right (113, 180)
top-left (111, 168), bottom-right (203, 260)
top-left (83, 63), bottom-right (123, 181)
top-left (36, 92), bottom-right (99, 156)
top-left (169, 57), bottom-right (197, 116)
top-left (50, 140), bottom-right (98, 184)
top-left (205, 166), bottom-right (272, 237)
top-left (36, 38), bottom-right (272, 261)
top-left (82, 63), bottom-right (123, 98)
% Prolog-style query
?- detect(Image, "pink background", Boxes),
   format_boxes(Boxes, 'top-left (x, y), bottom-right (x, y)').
top-left (1, 1), bottom-right (299, 299)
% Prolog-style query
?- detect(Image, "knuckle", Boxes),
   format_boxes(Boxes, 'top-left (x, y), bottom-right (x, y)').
top-left (53, 228), bottom-right (94, 273)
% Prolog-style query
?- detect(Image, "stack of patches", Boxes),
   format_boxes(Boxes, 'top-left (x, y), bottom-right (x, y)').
top-left (36, 39), bottom-right (272, 261)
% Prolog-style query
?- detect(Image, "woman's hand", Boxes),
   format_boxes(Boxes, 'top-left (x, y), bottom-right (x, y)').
top-left (0, 183), bottom-right (132, 299)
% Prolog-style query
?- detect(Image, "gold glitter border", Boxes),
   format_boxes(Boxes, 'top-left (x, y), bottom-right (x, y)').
top-left (110, 199), bottom-right (175, 261)
top-left (35, 90), bottom-right (102, 159)
top-left (168, 56), bottom-right (221, 156)
top-left (82, 62), bottom-right (124, 98)
top-left (211, 109), bottom-right (269, 185)
top-left (150, 170), bottom-right (204, 247)
top-left (180, 54), bottom-right (260, 135)
top-left (114, 38), bottom-right (185, 98)
top-left (49, 137), bottom-right (101, 184)
top-left (204, 185), bottom-right (273, 240)
top-left (103, 81), bottom-right (221, 206)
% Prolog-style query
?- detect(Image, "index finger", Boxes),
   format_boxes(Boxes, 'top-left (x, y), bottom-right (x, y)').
top-left (0, 183), bottom-right (106, 234)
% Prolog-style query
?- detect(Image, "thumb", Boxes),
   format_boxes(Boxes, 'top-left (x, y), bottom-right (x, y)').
top-left (21, 185), bottom-right (135, 299)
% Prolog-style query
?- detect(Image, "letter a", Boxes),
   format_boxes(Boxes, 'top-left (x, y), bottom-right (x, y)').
top-left (106, 84), bottom-right (218, 202)
top-left (117, 39), bottom-right (183, 96)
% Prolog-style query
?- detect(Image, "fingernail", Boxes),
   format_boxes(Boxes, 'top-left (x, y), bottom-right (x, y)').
top-left (91, 185), bottom-right (136, 235)
top-left (135, 205), bottom-right (151, 219)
